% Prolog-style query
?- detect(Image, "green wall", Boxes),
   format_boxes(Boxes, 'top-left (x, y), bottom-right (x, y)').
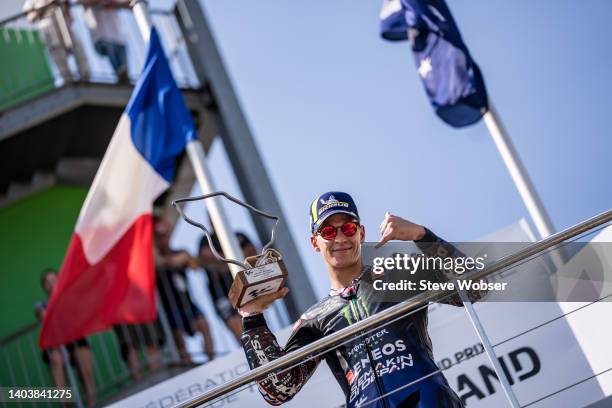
top-left (0, 186), bottom-right (87, 338)
top-left (0, 27), bottom-right (55, 111)
top-left (0, 186), bottom-right (153, 400)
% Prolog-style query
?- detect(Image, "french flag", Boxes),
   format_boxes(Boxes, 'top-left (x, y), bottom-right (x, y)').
top-left (40, 28), bottom-right (197, 348)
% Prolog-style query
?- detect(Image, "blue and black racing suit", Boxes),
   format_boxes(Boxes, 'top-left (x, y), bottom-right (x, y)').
top-left (241, 229), bottom-right (482, 407)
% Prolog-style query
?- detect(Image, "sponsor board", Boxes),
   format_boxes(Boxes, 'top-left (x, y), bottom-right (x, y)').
top-left (428, 221), bottom-right (612, 407)
top-left (107, 328), bottom-right (344, 408)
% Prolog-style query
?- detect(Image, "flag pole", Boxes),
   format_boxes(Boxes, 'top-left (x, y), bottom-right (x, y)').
top-left (483, 101), bottom-right (568, 270)
top-left (130, 0), bottom-right (244, 273)
top-left (483, 102), bottom-right (556, 240)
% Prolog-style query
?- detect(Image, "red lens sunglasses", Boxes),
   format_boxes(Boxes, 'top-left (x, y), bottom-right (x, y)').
top-left (316, 222), bottom-right (359, 240)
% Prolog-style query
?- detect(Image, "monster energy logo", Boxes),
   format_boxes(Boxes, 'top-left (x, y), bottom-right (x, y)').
top-left (341, 298), bottom-right (370, 324)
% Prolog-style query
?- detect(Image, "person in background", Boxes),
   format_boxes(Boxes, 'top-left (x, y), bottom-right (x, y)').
top-left (23, 0), bottom-right (90, 82)
top-left (81, 0), bottom-right (130, 83)
top-left (36, 268), bottom-right (96, 407)
top-left (113, 322), bottom-right (163, 381)
top-left (154, 218), bottom-right (215, 363)
top-left (198, 232), bottom-right (257, 341)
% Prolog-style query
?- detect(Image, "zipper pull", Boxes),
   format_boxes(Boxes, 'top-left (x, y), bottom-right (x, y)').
top-left (340, 285), bottom-right (357, 299)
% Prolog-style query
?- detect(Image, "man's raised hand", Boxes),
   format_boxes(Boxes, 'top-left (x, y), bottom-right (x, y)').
top-left (376, 212), bottom-right (426, 248)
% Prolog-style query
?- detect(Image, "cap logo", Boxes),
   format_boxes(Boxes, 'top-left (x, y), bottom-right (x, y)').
top-left (320, 195), bottom-right (338, 205)
top-left (318, 200), bottom-right (350, 216)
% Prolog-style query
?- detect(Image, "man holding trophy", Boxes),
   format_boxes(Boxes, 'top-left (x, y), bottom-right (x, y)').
top-left (238, 191), bottom-right (469, 408)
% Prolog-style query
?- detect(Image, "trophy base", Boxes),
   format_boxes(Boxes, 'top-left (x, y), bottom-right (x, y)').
top-left (228, 259), bottom-right (288, 308)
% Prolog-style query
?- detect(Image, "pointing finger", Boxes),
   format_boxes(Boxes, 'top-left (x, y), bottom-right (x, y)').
top-left (375, 234), bottom-right (391, 248)
top-left (379, 212), bottom-right (391, 231)
top-left (375, 226), bottom-right (393, 248)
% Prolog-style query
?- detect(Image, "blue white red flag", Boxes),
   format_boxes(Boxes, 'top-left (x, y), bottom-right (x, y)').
top-left (40, 28), bottom-right (197, 347)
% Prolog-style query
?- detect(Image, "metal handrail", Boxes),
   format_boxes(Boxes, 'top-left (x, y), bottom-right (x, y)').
top-left (0, 2), bottom-right (57, 27)
top-left (0, 1), bottom-right (172, 27)
top-left (176, 209), bottom-right (612, 407)
top-left (0, 321), bottom-right (39, 347)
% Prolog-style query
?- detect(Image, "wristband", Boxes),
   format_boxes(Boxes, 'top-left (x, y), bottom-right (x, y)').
top-left (242, 312), bottom-right (266, 331)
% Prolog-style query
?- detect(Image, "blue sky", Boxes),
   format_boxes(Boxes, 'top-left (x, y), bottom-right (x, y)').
top-left (168, 0), bottom-right (612, 299)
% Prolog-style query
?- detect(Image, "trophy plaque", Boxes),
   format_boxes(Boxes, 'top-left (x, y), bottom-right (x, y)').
top-left (228, 248), bottom-right (288, 308)
top-left (173, 191), bottom-right (288, 309)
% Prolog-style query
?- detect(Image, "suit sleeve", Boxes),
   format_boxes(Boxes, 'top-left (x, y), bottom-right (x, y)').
top-left (415, 228), bottom-right (486, 305)
top-left (241, 314), bottom-right (321, 405)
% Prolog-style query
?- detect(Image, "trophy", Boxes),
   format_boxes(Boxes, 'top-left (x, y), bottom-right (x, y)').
top-left (173, 192), bottom-right (288, 308)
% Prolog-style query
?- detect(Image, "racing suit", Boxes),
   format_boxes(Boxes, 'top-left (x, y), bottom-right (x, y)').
top-left (241, 229), bottom-right (480, 407)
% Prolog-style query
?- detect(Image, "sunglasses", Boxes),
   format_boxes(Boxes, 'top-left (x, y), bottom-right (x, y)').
top-left (316, 221), bottom-right (360, 240)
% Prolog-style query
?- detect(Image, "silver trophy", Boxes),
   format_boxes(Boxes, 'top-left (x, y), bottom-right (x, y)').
top-left (173, 192), bottom-right (288, 308)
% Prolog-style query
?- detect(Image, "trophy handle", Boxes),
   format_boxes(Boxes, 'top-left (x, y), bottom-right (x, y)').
top-left (172, 191), bottom-right (280, 269)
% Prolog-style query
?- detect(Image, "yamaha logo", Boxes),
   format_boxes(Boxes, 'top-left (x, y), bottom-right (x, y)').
top-left (320, 195), bottom-right (338, 205)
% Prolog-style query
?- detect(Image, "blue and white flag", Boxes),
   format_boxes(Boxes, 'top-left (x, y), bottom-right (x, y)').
top-left (380, 0), bottom-right (488, 127)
